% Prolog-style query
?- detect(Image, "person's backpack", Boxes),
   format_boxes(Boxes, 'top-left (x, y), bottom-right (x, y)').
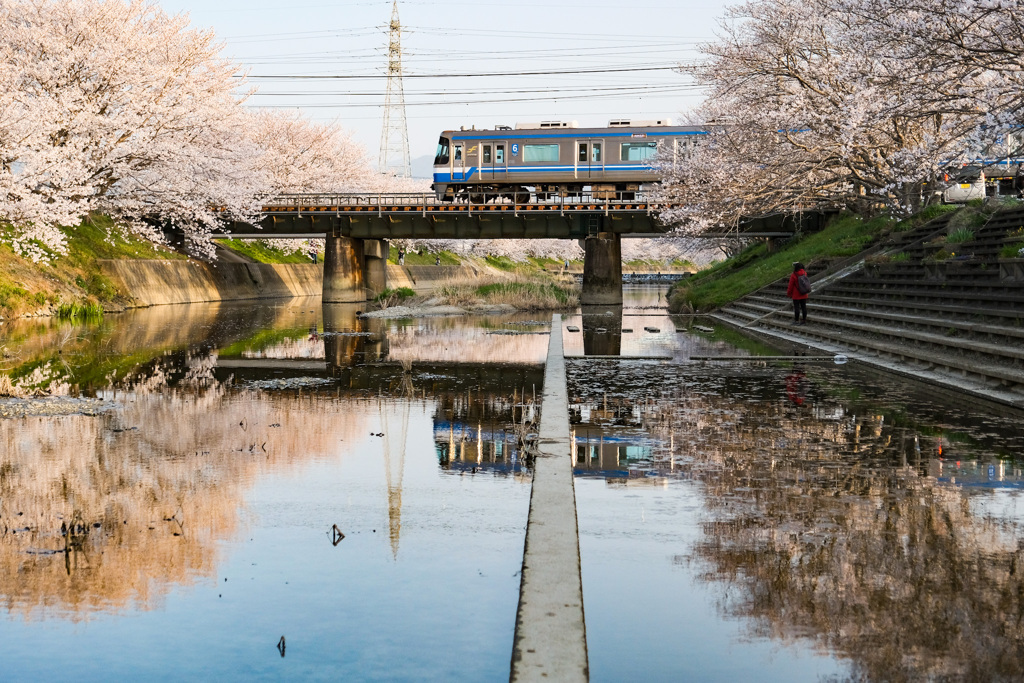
top-left (796, 273), bottom-right (812, 295)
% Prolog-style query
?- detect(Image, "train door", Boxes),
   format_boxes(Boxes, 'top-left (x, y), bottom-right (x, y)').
top-left (452, 142), bottom-right (465, 181)
top-left (575, 139), bottom-right (604, 178)
top-left (483, 141), bottom-right (508, 181)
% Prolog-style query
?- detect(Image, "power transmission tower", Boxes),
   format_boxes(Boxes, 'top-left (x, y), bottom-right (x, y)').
top-left (378, 1), bottom-right (411, 177)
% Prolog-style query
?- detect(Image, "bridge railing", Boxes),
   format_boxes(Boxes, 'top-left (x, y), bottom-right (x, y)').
top-left (263, 189), bottom-right (661, 210)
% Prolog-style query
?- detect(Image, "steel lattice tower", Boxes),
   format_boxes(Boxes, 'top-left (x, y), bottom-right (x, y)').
top-left (378, 1), bottom-right (411, 177)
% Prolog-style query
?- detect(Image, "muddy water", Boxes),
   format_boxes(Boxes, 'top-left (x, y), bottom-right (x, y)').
top-left (1, 287), bottom-right (1023, 681)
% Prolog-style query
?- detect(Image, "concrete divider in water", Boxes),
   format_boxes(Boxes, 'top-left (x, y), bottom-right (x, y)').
top-left (511, 314), bottom-right (589, 681)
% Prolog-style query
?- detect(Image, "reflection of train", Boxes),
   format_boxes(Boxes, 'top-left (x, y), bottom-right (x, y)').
top-left (431, 120), bottom-right (706, 202)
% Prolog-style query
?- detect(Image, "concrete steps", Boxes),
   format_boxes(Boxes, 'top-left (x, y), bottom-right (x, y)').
top-left (708, 205), bottom-right (1024, 407)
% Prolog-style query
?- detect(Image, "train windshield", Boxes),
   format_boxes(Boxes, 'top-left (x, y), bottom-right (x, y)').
top-left (434, 137), bottom-right (450, 165)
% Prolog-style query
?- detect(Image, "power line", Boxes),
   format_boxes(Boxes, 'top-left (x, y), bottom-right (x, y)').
top-left (246, 87), bottom-right (701, 108)
top-left (240, 65), bottom-right (682, 80)
top-left (250, 84), bottom-right (696, 97)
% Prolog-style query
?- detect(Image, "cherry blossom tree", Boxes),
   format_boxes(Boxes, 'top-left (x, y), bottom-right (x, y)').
top-left (0, 0), bottom-right (266, 260)
top-left (659, 0), bottom-right (1024, 232)
top-left (247, 110), bottom-right (371, 195)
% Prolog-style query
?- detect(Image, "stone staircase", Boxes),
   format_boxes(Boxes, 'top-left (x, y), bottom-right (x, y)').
top-left (709, 206), bottom-right (1024, 408)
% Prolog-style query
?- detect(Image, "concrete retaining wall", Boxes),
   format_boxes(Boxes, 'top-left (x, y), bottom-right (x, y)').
top-left (99, 260), bottom-right (492, 307)
top-left (99, 260), bottom-right (323, 307)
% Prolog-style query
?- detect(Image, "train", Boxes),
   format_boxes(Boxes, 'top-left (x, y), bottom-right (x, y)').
top-left (428, 119), bottom-right (1024, 205)
top-left (430, 119), bottom-right (705, 202)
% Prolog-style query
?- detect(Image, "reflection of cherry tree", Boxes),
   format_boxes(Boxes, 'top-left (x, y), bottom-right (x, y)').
top-left (645, 381), bottom-right (1024, 680)
top-left (0, 386), bottom-right (373, 619)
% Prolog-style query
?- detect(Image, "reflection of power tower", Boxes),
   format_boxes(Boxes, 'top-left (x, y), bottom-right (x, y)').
top-left (380, 399), bottom-right (410, 559)
top-left (378, 0), bottom-right (411, 177)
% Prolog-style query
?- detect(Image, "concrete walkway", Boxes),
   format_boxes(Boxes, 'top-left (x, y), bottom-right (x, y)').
top-left (510, 314), bottom-right (589, 682)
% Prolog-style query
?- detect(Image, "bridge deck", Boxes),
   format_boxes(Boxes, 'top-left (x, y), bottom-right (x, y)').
top-left (214, 193), bottom-right (822, 240)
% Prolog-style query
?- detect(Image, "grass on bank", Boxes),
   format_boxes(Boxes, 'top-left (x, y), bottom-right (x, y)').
top-left (214, 238), bottom-right (315, 264)
top-left (436, 276), bottom-right (579, 310)
top-left (0, 214), bottom-right (184, 318)
top-left (670, 213), bottom-right (897, 312)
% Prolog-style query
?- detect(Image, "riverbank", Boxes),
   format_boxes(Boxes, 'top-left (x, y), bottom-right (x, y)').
top-left (0, 215), bottom-right (186, 320)
top-left (686, 200), bottom-right (1024, 407)
top-left (0, 224), bottom-right (552, 319)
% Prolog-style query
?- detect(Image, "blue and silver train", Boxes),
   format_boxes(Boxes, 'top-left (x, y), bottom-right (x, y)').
top-left (431, 119), bottom-right (705, 202)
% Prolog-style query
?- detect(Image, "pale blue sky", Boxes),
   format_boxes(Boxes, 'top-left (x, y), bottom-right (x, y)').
top-left (158, 0), bottom-right (723, 171)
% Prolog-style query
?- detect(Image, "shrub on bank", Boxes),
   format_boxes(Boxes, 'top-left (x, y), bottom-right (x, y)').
top-left (374, 287), bottom-right (416, 308)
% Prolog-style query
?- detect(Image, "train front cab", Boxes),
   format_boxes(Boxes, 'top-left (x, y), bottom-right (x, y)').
top-left (433, 135), bottom-right (454, 200)
top-left (434, 133), bottom-right (508, 201)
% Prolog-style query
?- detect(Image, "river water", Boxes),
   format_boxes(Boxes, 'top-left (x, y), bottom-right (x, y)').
top-left (1, 286), bottom-right (1023, 681)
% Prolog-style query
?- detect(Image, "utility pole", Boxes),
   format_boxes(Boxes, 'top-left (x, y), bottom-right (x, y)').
top-left (379, 0), bottom-right (411, 178)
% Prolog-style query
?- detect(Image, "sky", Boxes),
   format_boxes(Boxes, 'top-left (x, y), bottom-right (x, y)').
top-left (158, 0), bottom-right (724, 177)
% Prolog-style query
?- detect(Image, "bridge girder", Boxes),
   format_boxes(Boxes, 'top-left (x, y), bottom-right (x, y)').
top-left (231, 212), bottom-right (663, 240)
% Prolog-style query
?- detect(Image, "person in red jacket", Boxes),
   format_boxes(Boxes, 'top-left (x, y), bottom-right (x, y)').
top-left (786, 262), bottom-right (809, 325)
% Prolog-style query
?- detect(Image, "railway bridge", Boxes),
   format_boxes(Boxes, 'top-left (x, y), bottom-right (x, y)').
top-left (217, 191), bottom-right (678, 305)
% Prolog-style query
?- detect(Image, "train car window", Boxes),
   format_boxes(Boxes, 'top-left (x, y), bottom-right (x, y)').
top-left (592, 143), bottom-right (602, 163)
top-left (496, 144), bottom-right (505, 163)
top-left (524, 144), bottom-right (559, 162)
top-left (483, 145), bottom-right (492, 163)
top-left (621, 142), bottom-right (658, 161)
top-left (454, 145), bottom-right (463, 162)
top-left (434, 137), bottom-right (450, 165)
top-left (578, 143), bottom-right (588, 162)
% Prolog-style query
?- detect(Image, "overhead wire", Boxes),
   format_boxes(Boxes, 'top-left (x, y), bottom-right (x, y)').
top-left (240, 64), bottom-right (685, 79)
top-left (244, 85), bottom-right (702, 108)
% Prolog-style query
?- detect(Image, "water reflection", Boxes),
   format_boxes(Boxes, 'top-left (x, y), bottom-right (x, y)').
top-left (433, 392), bottom-right (537, 479)
top-left (0, 299), bottom-right (544, 627)
top-left (5, 287), bottom-right (1024, 679)
top-left (569, 359), bottom-right (1024, 680)
top-left (0, 372), bottom-right (375, 619)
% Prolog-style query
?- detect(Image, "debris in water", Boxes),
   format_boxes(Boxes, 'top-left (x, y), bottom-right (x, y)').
top-left (277, 636), bottom-right (286, 657)
top-left (331, 524), bottom-right (345, 546)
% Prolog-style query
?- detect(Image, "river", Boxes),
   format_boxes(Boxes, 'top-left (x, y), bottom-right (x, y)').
top-left (1, 286), bottom-right (1023, 681)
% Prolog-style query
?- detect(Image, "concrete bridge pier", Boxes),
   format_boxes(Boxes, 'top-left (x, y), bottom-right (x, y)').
top-left (580, 230), bottom-right (622, 306)
top-left (323, 236), bottom-right (390, 302)
top-left (323, 236), bottom-right (366, 303)
top-left (362, 239), bottom-right (389, 298)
